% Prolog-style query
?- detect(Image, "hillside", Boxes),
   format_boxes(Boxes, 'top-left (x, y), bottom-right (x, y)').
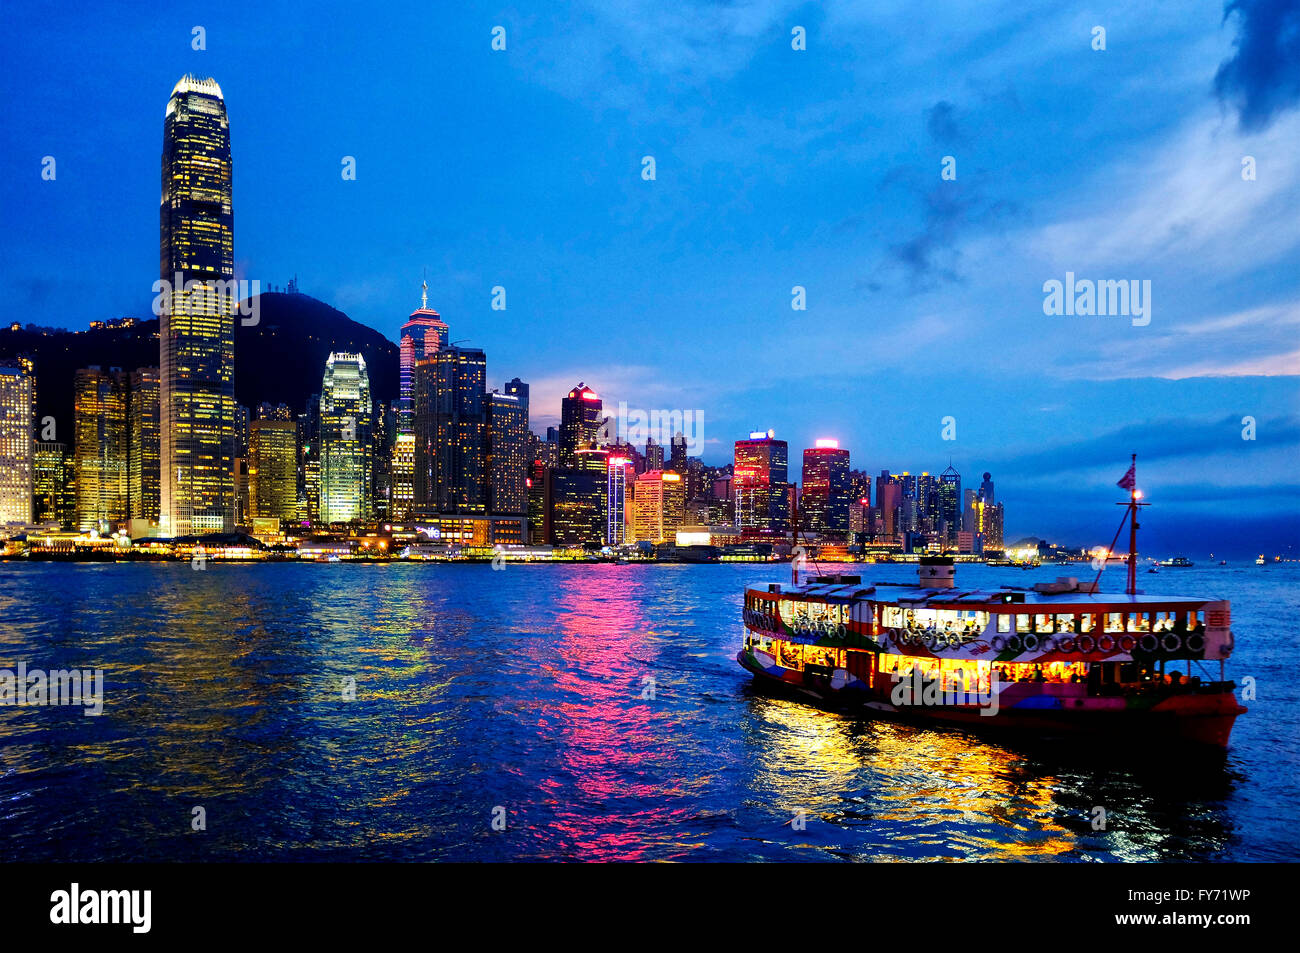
top-left (0, 292), bottom-right (399, 433)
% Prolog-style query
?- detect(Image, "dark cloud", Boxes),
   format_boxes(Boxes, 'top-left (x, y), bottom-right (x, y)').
top-left (925, 100), bottom-right (964, 144)
top-left (1214, 0), bottom-right (1300, 131)
top-left (986, 414), bottom-right (1300, 479)
top-left (877, 174), bottom-right (1020, 294)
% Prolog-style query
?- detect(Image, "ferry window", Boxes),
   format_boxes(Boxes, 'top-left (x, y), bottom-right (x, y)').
top-left (883, 606), bottom-right (902, 627)
top-left (997, 614), bottom-right (1012, 634)
top-left (1055, 614), bottom-right (1076, 633)
top-left (1106, 612), bottom-right (1124, 633)
top-left (1190, 612), bottom-right (1202, 631)
top-left (1079, 613), bottom-right (1095, 633)
top-left (1133, 613), bottom-right (1151, 632)
top-left (1016, 615), bottom-right (1032, 633)
top-left (1035, 613), bottom-right (1054, 633)
top-left (974, 612), bottom-right (989, 631)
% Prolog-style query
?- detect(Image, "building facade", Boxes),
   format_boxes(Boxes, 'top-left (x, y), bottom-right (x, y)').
top-left (318, 352), bottom-right (374, 523)
top-left (0, 363), bottom-right (34, 525)
top-left (159, 75), bottom-right (236, 537)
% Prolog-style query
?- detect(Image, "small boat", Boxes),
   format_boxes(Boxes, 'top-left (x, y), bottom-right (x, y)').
top-left (1256, 555), bottom-right (1267, 566)
top-left (1159, 556), bottom-right (1194, 568)
top-left (1219, 560), bottom-right (1227, 566)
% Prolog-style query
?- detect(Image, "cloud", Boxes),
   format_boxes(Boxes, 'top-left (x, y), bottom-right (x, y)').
top-left (925, 100), bottom-right (964, 144)
top-left (985, 414), bottom-right (1300, 478)
top-left (1214, 0), bottom-right (1300, 132)
top-left (882, 174), bottom-right (1020, 293)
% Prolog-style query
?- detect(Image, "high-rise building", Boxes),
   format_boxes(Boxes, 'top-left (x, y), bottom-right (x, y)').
top-left (734, 430), bottom-right (790, 534)
top-left (398, 281), bottom-right (449, 436)
top-left (938, 464), bottom-right (961, 549)
top-left (487, 384), bottom-right (528, 517)
top-left (527, 459), bottom-right (549, 544)
top-left (875, 470), bottom-right (901, 540)
top-left (32, 441), bottom-right (70, 527)
top-left (979, 471), bottom-right (995, 505)
top-left (318, 352), bottom-right (374, 523)
top-left (644, 438), bottom-right (664, 471)
top-left (414, 346), bottom-right (487, 514)
top-left (73, 367), bottom-right (129, 531)
top-left (159, 75), bottom-right (236, 537)
top-left (559, 383), bottom-right (602, 468)
top-left (0, 363), bottom-right (34, 525)
top-left (391, 433), bottom-right (415, 519)
top-left (632, 469), bottom-right (685, 544)
top-left (550, 466), bottom-right (606, 546)
top-left (128, 367), bottom-right (160, 522)
top-left (606, 455), bottom-right (634, 545)
top-left (668, 432), bottom-right (687, 472)
top-left (248, 419), bottom-right (298, 521)
top-left (801, 439), bottom-right (850, 539)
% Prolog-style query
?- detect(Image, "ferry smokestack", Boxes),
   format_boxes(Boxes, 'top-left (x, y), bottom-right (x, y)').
top-left (918, 556), bottom-right (955, 588)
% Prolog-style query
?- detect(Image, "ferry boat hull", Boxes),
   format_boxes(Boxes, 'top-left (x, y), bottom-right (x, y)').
top-left (737, 648), bottom-right (1244, 749)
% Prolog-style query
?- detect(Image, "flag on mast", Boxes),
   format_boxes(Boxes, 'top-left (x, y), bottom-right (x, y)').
top-left (1117, 462), bottom-right (1136, 491)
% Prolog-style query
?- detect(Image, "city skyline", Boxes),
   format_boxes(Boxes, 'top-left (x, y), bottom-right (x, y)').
top-left (1, 2), bottom-right (1296, 556)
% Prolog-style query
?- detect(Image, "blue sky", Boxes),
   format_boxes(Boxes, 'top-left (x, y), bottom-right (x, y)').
top-left (2, 0), bottom-right (1297, 554)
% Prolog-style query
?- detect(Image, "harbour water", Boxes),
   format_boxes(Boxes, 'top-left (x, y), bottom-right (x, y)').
top-left (1, 560), bottom-right (1296, 861)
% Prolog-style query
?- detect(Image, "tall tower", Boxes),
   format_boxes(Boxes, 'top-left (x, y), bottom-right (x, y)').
top-left (318, 353), bottom-right (374, 523)
top-left (398, 280), bottom-right (449, 435)
top-left (159, 75), bottom-right (235, 536)
top-left (733, 430), bottom-right (790, 534)
top-left (559, 383), bottom-right (602, 468)
top-left (801, 439), bottom-right (850, 539)
top-left (0, 362), bottom-right (34, 525)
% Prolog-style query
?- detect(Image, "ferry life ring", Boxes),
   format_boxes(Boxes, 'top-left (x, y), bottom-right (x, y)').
top-left (1057, 636), bottom-right (1075, 653)
top-left (1021, 634), bottom-right (1040, 652)
top-left (946, 633), bottom-right (962, 649)
top-left (837, 623), bottom-right (848, 639)
top-left (1138, 634), bottom-right (1159, 653)
top-left (1073, 634), bottom-right (1093, 653)
top-left (1039, 636), bottom-right (1057, 653)
top-left (1162, 633), bottom-right (1182, 653)
top-left (1118, 634), bottom-right (1137, 653)
top-left (1006, 635), bottom-right (1023, 654)
top-left (763, 614), bottom-right (775, 631)
top-left (927, 635), bottom-right (944, 652)
top-left (1186, 633), bottom-right (1205, 653)
top-left (991, 635), bottom-right (1008, 652)
top-left (1096, 634), bottom-right (1116, 653)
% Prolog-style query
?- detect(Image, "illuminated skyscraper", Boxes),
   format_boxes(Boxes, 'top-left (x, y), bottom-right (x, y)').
top-left (801, 439), bottom-right (850, 539)
top-left (73, 367), bottom-right (129, 531)
top-left (248, 419), bottom-right (299, 521)
top-left (632, 469), bottom-right (685, 544)
top-left (606, 455), bottom-right (633, 545)
top-left (734, 430), bottom-right (790, 534)
top-left (414, 346), bottom-right (487, 514)
top-left (398, 281), bottom-right (449, 437)
top-left (487, 383), bottom-right (529, 517)
top-left (318, 352), bottom-right (374, 523)
top-left (559, 383), bottom-right (602, 468)
top-left (938, 464), bottom-right (961, 548)
top-left (644, 438), bottom-right (664, 471)
top-left (128, 367), bottom-right (160, 522)
top-left (0, 363), bottom-right (34, 525)
top-left (159, 75), bottom-right (236, 536)
top-left (33, 441), bottom-right (70, 527)
top-left (391, 433), bottom-right (415, 518)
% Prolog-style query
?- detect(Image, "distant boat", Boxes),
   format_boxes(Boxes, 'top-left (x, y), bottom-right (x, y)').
top-left (1159, 556), bottom-right (1194, 568)
top-left (1219, 560), bottom-right (1227, 566)
top-left (1256, 555), bottom-right (1267, 566)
